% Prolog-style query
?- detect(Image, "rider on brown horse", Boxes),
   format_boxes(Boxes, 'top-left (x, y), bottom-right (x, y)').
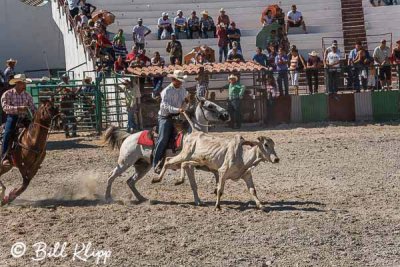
top-left (1, 74), bottom-right (35, 167)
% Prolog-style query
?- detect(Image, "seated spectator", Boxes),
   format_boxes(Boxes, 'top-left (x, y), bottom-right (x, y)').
top-left (217, 8), bottom-right (230, 26)
top-left (137, 49), bottom-right (151, 66)
top-left (288, 48), bottom-right (306, 94)
top-left (227, 47), bottom-right (244, 62)
top-left (151, 51), bottom-right (165, 98)
top-left (275, 47), bottom-right (289, 95)
top-left (114, 56), bottom-right (126, 74)
top-left (113, 29), bottom-right (126, 47)
top-left (227, 41), bottom-right (243, 58)
top-left (286, 4), bottom-right (307, 34)
top-left (113, 39), bottom-right (128, 61)
top-left (158, 12), bottom-right (173, 40)
top-left (324, 40), bottom-right (342, 65)
top-left (174, 10), bottom-right (188, 38)
top-left (306, 50), bottom-right (322, 94)
top-left (262, 10), bottom-right (276, 26)
top-left (253, 47), bottom-right (268, 66)
top-left (188, 11), bottom-right (200, 39)
top-left (227, 21), bottom-right (241, 50)
top-left (126, 45), bottom-right (139, 63)
top-left (200, 10), bottom-right (216, 38)
top-left (166, 33), bottom-right (183, 65)
top-left (217, 23), bottom-right (229, 63)
top-left (80, 0), bottom-right (96, 19)
top-left (373, 39), bottom-right (392, 90)
top-left (325, 44), bottom-right (341, 94)
top-left (133, 18), bottom-right (151, 50)
top-left (191, 52), bottom-right (209, 65)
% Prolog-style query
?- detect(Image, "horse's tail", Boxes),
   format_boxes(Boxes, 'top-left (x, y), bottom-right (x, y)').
top-left (103, 126), bottom-right (130, 150)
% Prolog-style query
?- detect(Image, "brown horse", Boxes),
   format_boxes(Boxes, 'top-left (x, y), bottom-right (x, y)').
top-left (0, 100), bottom-right (59, 206)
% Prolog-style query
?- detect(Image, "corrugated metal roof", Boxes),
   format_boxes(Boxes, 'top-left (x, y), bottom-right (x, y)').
top-left (127, 62), bottom-right (266, 77)
top-left (19, 0), bottom-right (49, 7)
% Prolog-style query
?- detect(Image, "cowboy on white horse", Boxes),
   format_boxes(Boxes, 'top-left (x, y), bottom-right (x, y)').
top-left (153, 70), bottom-right (188, 174)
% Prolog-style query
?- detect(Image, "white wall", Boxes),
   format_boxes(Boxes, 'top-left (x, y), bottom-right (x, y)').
top-left (0, 0), bottom-right (65, 77)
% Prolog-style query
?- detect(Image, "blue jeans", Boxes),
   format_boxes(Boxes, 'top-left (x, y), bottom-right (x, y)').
top-left (152, 77), bottom-right (164, 95)
top-left (219, 45), bottom-right (228, 63)
top-left (127, 107), bottom-right (138, 133)
top-left (2, 115), bottom-right (18, 158)
top-left (153, 116), bottom-right (173, 168)
top-left (328, 70), bottom-right (339, 93)
top-left (228, 99), bottom-right (242, 128)
top-left (277, 71), bottom-right (289, 95)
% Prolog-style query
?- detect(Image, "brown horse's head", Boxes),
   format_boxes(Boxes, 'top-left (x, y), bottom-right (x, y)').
top-left (36, 99), bottom-right (60, 127)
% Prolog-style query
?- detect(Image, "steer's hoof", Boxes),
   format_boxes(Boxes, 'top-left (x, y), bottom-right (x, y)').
top-left (174, 180), bottom-right (184, 186)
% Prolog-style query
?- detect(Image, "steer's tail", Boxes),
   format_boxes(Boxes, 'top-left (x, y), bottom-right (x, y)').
top-left (103, 126), bottom-right (130, 150)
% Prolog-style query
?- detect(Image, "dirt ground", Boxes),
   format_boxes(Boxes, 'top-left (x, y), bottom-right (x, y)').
top-left (0, 123), bottom-right (399, 267)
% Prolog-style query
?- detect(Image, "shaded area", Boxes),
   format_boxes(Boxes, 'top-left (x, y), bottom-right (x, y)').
top-left (46, 138), bottom-right (98, 151)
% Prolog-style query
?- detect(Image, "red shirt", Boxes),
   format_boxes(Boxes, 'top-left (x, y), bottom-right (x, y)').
top-left (114, 61), bottom-right (125, 72)
top-left (217, 28), bottom-right (228, 47)
top-left (126, 52), bottom-right (137, 62)
top-left (97, 34), bottom-right (112, 48)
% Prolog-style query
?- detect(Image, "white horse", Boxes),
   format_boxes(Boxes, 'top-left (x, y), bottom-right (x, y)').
top-left (103, 98), bottom-right (230, 202)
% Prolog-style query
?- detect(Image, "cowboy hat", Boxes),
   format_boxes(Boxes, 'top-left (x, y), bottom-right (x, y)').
top-left (220, 8), bottom-right (225, 12)
top-left (308, 51), bottom-right (319, 57)
top-left (201, 10), bottom-right (209, 15)
top-left (168, 70), bottom-right (187, 82)
top-left (228, 74), bottom-right (238, 81)
top-left (9, 74), bottom-right (32, 85)
top-left (41, 76), bottom-right (50, 81)
top-left (84, 76), bottom-right (92, 82)
top-left (6, 58), bottom-right (17, 64)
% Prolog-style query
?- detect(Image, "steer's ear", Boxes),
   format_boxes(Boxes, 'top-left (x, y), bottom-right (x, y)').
top-left (257, 136), bottom-right (264, 142)
top-left (242, 140), bottom-right (259, 147)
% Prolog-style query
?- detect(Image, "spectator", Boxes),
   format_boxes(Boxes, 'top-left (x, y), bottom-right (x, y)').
top-left (275, 8), bottom-right (285, 26)
top-left (266, 75), bottom-right (279, 98)
top-left (288, 48), bottom-right (306, 94)
top-left (80, 0), bottom-right (96, 19)
top-left (325, 44), bottom-right (341, 94)
top-left (75, 13), bottom-right (89, 32)
top-left (286, 4), bottom-right (307, 34)
top-left (96, 32), bottom-right (114, 60)
top-left (120, 80), bottom-right (139, 133)
top-left (227, 47), bottom-right (244, 62)
top-left (275, 47), bottom-right (289, 95)
top-left (114, 56), bottom-right (126, 74)
top-left (191, 52), bottom-right (209, 65)
top-left (217, 23), bottom-right (229, 62)
top-left (188, 11), bottom-right (200, 39)
top-left (348, 40), bottom-right (364, 92)
top-left (66, 0), bottom-right (80, 19)
top-left (113, 29), bottom-right (126, 47)
top-left (262, 10), bottom-right (275, 26)
top-left (157, 12), bottom-right (173, 40)
top-left (373, 39), bottom-right (392, 90)
top-left (137, 49), bottom-right (151, 66)
top-left (324, 40), bottom-right (341, 65)
top-left (227, 21), bottom-right (241, 50)
top-left (38, 76), bottom-right (54, 102)
top-left (266, 30), bottom-right (279, 51)
top-left (57, 75), bottom-right (78, 138)
top-left (174, 10), bottom-right (188, 38)
top-left (227, 41), bottom-right (243, 58)
top-left (3, 58), bottom-right (17, 89)
top-left (267, 44), bottom-right (277, 71)
top-left (353, 47), bottom-right (371, 91)
top-left (217, 8), bottom-right (230, 26)
top-left (200, 10), bottom-right (216, 38)
top-left (196, 66), bottom-right (209, 98)
top-left (306, 51), bottom-right (322, 94)
top-left (113, 39), bottom-right (128, 61)
top-left (253, 47), bottom-right (268, 66)
top-left (226, 74), bottom-right (245, 129)
top-left (133, 18), bottom-right (151, 50)
top-left (94, 13), bottom-right (106, 31)
top-left (392, 40), bottom-right (400, 65)
top-left (166, 33), bottom-right (183, 65)
top-left (151, 51), bottom-right (165, 98)
top-left (126, 45), bottom-right (139, 63)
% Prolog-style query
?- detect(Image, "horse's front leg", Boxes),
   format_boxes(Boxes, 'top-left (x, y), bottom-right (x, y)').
top-left (0, 181), bottom-right (6, 203)
top-left (1, 177), bottom-right (30, 206)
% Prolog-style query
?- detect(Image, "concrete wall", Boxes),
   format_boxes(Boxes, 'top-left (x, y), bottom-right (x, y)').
top-left (0, 0), bottom-right (65, 76)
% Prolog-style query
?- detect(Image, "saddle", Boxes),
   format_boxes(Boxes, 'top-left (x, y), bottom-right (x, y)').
top-left (0, 119), bottom-right (31, 163)
top-left (138, 126), bottom-right (185, 153)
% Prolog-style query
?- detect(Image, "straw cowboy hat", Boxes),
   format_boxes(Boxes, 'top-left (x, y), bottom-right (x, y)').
top-left (308, 51), bottom-right (319, 57)
top-left (168, 70), bottom-right (188, 82)
top-left (41, 76), bottom-right (50, 82)
top-left (228, 74), bottom-right (238, 81)
top-left (84, 76), bottom-right (92, 82)
top-left (201, 10), bottom-right (209, 15)
top-left (9, 74), bottom-right (32, 85)
top-left (6, 58), bottom-right (17, 64)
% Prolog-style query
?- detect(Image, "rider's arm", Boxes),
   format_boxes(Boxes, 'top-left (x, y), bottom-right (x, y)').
top-left (1, 91), bottom-right (19, 114)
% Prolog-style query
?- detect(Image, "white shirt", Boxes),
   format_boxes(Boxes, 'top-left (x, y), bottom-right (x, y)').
top-left (373, 46), bottom-right (390, 65)
top-left (159, 83), bottom-right (188, 116)
top-left (287, 10), bottom-right (302, 22)
top-left (132, 25), bottom-right (151, 44)
top-left (174, 16), bottom-right (187, 26)
top-left (158, 17), bottom-right (171, 27)
top-left (327, 51), bottom-right (341, 67)
top-left (67, 0), bottom-right (80, 10)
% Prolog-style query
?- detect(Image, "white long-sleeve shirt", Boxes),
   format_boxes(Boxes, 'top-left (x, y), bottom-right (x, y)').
top-left (159, 83), bottom-right (187, 117)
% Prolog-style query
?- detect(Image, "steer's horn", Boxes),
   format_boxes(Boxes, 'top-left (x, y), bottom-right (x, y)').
top-left (241, 140), bottom-right (260, 147)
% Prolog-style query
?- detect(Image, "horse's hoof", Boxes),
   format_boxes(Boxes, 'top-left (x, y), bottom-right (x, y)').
top-left (195, 201), bottom-right (204, 207)
top-left (214, 205), bottom-right (221, 211)
top-left (105, 196), bottom-right (113, 203)
top-left (151, 178), bottom-right (161, 184)
top-left (174, 180), bottom-right (184, 186)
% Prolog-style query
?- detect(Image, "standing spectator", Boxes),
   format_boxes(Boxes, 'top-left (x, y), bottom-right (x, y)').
top-left (174, 10), bottom-right (187, 38)
top-left (200, 10), bottom-right (216, 38)
top-left (80, 0), bottom-right (96, 19)
top-left (3, 58), bottom-right (17, 89)
top-left (166, 34), bottom-right (183, 65)
top-left (66, 0), bottom-right (80, 19)
top-left (217, 8), bottom-right (230, 26)
top-left (253, 47), bottom-right (268, 66)
top-left (188, 11), bottom-right (200, 39)
top-left (353, 47), bottom-right (371, 91)
top-left (373, 39), bottom-right (392, 90)
top-left (348, 40), bottom-right (364, 92)
top-left (57, 75), bottom-right (78, 138)
top-left (266, 30), bottom-right (279, 51)
top-left (262, 10), bottom-right (275, 26)
top-left (227, 47), bottom-right (244, 62)
top-left (325, 44), bottom-right (341, 94)
top-left (114, 56), bottom-right (126, 74)
top-left (286, 4), bottom-right (307, 34)
top-left (151, 51), bottom-right (165, 98)
top-left (196, 66), bottom-right (210, 99)
top-left (157, 12), bottom-right (173, 40)
top-left (306, 51), bottom-right (322, 94)
top-left (275, 47), bottom-right (289, 96)
top-left (113, 39), bottom-right (128, 61)
top-left (267, 44), bottom-right (278, 71)
top-left (217, 23), bottom-right (229, 62)
top-left (133, 18), bottom-right (151, 50)
top-left (227, 41), bottom-right (243, 58)
top-left (324, 40), bottom-right (342, 65)
top-left (113, 29), bottom-right (126, 47)
top-left (227, 74), bottom-right (245, 129)
top-left (227, 21), bottom-right (241, 50)
top-left (392, 40), bottom-right (400, 64)
top-left (288, 48), bottom-right (306, 94)
top-left (120, 80), bottom-right (140, 133)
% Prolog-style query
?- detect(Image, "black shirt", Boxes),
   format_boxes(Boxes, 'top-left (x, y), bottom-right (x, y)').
top-left (81, 3), bottom-right (94, 17)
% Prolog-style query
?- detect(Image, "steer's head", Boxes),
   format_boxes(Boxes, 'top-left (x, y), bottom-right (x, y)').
top-left (257, 136), bottom-right (280, 163)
